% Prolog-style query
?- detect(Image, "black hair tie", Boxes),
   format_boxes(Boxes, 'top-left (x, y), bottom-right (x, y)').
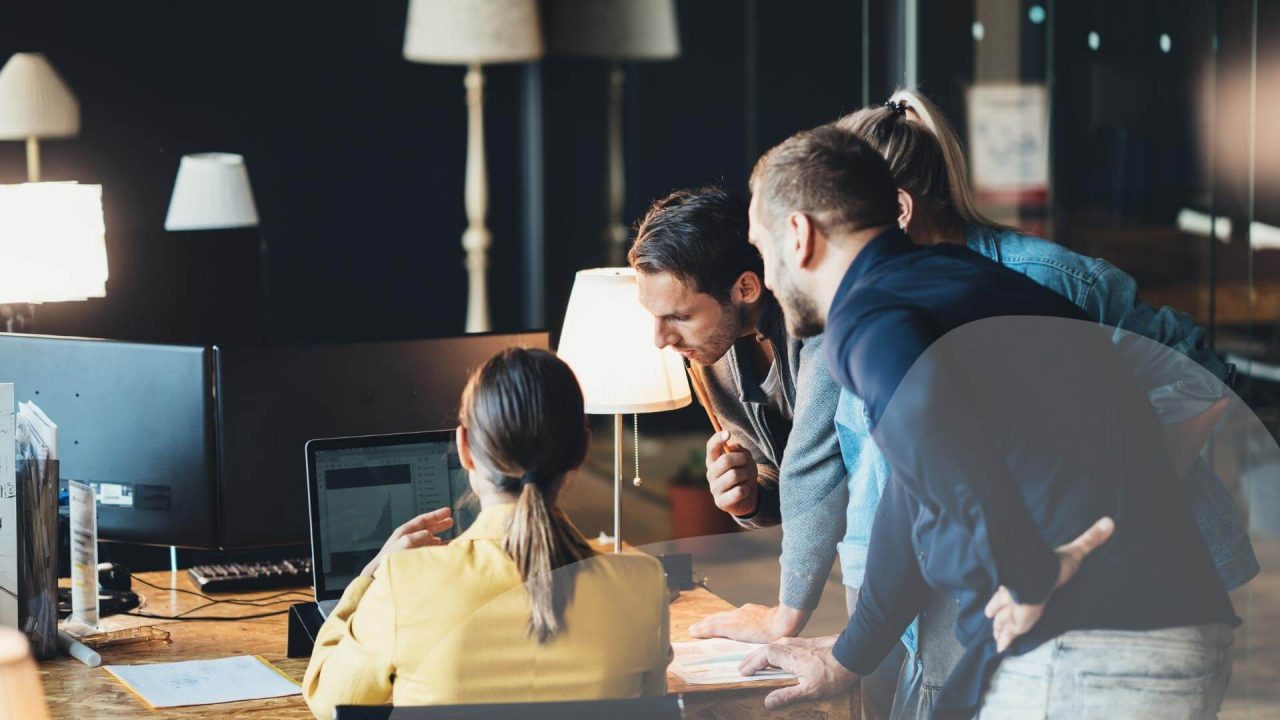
top-left (520, 471), bottom-right (539, 488)
top-left (883, 99), bottom-right (907, 116)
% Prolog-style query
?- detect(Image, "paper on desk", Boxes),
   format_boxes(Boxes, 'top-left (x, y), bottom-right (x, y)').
top-left (670, 638), bottom-right (795, 685)
top-left (103, 654), bottom-right (301, 708)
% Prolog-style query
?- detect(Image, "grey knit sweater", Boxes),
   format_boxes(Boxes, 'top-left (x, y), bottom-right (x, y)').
top-left (699, 294), bottom-right (849, 611)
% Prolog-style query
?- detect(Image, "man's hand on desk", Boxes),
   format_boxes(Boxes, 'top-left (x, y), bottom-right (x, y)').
top-left (984, 515), bottom-right (1115, 652)
top-left (738, 637), bottom-right (857, 710)
top-left (361, 508), bottom-right (454, 578)
top-left (688, 603), bottom-right (811, 643)
top-left (706, 431), bottom-right (759, 517)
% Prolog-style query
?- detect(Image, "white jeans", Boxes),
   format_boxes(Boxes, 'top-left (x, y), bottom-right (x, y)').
top-left (977, 625), bottom-right (1233, 720)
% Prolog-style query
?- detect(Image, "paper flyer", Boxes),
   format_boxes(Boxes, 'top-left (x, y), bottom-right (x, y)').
top-left (69, 480), bottom-right (99, 627)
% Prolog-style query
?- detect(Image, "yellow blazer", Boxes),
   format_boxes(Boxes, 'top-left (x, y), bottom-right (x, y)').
top-left (303, 502), bottom-right (670, 719)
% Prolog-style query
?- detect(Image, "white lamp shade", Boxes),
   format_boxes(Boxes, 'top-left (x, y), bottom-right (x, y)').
top-left (0, 182), bottom-right (108, 304)
top-left (0, 628), bottom-right (51, 720)
top-left (164, 153), bottom-right (259, 231)
top-left (547, 0), bottom-right (680, 60)
top-left (557, 268), bottom-right (691, 415)
top-left (403, 0), bottom-right (544, 65)
top-left (0, 53), bottom-right (79, 140)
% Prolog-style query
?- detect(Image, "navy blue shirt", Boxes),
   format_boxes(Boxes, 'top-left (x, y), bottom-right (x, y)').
top-left (826, 228), bottom-right (1234, 719)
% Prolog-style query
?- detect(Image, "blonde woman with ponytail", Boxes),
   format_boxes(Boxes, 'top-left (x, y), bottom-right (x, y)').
top-left (816, 90), bottom-right (1254, 719)
top-left (303, 348), bottom-right (670, 719)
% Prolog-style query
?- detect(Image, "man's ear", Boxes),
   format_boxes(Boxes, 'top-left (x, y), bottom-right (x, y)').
top-left (456, 425), bottom-right (476, 471)
top-left (897, 189), bottom-right (914, 232)
top-left (788, 211), bottom-right (818, 270)
top-left (734, 271), bottom-right (765, 304)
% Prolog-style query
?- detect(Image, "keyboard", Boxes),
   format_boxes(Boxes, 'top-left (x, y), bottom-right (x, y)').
top-left (188, 557), bottom-right (312, 594)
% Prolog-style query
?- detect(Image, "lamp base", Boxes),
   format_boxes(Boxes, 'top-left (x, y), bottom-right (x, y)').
top-left (613, 413), bottom-right (623, 554)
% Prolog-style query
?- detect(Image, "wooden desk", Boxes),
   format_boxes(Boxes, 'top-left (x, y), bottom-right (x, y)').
top-left (40, 571), bottom-right (857, 719)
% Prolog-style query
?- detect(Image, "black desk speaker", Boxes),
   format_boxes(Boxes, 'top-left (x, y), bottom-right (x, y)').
top-left (287, 601), bottom-right (325, 658)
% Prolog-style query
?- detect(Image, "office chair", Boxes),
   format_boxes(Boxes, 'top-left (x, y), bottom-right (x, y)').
top-left (333, 696), bottom-right (684, 720)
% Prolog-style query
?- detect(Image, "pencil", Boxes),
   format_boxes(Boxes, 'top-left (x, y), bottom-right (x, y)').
top-left (684, 360), bottom-right (739, 452)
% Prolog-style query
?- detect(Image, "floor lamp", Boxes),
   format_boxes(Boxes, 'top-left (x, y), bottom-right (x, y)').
top-left (557, 268), bottom-right (691, 553)
top-left (0, 53), bottom-right (80, 183)
top-left (402, 0), bottom-right (544, 333)
top-left (164, 153), bottom-right (260, 571)
top-left (547, 0), bottom-right (680, 266)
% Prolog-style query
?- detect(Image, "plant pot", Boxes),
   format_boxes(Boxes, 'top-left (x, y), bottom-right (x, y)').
top-left (668, 484), bottom-right (740, 540)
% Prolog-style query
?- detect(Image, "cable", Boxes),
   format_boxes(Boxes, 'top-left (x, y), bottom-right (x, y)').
top-left (124, 596), bottom-right (308, 622)
top-left (124, 608), bottom-right (292, 622)
top-left (121, 572), bottom-right (315, 622)
top-left (130, 574), bottom-right (313, 606)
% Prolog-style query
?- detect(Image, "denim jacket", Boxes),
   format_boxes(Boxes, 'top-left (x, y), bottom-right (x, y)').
top-left (834, 225), bottom-right (1260, 652)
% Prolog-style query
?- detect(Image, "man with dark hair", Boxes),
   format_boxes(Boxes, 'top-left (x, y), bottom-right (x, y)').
top-left (630, 186), bottom-right (905, 719)
top-left (737, 125), bottom-right (1235, 718)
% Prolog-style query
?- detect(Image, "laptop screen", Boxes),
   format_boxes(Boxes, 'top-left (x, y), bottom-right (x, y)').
top-left (309, 432), bottom-right (475, 596)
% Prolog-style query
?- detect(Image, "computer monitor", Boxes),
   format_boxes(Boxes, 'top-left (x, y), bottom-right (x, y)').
top-left (0, 333), bottom-right (219, 548)
top-left (214, 332), bottom-right (550, 549)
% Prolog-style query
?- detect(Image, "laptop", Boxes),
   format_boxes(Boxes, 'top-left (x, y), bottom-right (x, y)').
top-left (305, 430), bottom-right (476, 618)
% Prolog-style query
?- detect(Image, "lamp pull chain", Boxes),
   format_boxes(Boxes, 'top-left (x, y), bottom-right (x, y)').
top-left (632, 414), bottom-right (642, 487)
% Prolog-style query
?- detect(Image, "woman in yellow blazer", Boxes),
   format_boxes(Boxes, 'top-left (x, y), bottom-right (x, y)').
top-left (303, 348), bottom-right (670, 719)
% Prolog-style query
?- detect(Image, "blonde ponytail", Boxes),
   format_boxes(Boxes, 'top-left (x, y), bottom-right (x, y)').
top-left (835, 88), bottom-right (1006, 231)
top-left (887, 89), bottom-right (998, 228)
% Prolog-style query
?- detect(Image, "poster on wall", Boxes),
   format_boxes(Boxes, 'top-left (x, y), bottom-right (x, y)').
top-left (0, 383), bottom-right (15, 629)
top-left (967, 84), bottom-right (1050, 206)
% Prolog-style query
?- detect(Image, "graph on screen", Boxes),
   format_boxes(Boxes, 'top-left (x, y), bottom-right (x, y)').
top-left (314, 440), bottom-right (467, 589)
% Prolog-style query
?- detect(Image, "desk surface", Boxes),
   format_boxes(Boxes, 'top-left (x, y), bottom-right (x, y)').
top-left (41, 569), bottom-right (856, 720)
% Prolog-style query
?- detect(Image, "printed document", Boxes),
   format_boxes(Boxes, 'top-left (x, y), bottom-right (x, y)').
top-left (671, 638), bottom-right (795, 685)
top-left (103, 655), bottom-right (301, 708)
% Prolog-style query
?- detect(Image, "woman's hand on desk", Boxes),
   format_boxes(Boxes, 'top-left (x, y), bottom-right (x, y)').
top-left (361, 508), bottom-right (454, 578)
top-left (688, 602), bottom-right (811, 643)
top-left (738, 638), bottom-right (857, 710)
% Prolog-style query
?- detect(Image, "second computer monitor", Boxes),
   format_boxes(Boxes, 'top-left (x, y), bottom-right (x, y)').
top-left (214, 331), bottom-right (550, 549)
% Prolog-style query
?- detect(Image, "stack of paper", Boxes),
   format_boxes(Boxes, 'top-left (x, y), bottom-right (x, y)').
top-left (17, 401), bottom-right (56, 463)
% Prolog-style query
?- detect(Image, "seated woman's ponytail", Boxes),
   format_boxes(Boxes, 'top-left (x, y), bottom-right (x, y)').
top-left (458, 348), bottom-right (596, 643)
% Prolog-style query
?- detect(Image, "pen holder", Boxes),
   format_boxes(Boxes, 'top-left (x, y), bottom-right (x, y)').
top-left (16, 451), bottom-right (57, 660)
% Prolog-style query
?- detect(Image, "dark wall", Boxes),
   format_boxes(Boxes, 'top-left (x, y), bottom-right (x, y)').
top-left (0, 1), bottom-right (863, 347)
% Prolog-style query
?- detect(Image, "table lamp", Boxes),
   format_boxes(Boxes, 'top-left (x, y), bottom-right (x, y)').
top-left (0, 53), bottom-right (80, 183)
top-left (546, 0), bottom-right (680, 265)
top-left (557, 268), bottom-right (691, 552)
top-left (0, 182), bottom-right (108, 332)
top-left (0, 627), bottom-right (51, 720)
top-left (403, 0), bottom-right (544, 333)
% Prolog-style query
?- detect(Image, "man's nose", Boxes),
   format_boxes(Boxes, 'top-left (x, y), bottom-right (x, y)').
top-left (653, 320), bottom-right (677, 350)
